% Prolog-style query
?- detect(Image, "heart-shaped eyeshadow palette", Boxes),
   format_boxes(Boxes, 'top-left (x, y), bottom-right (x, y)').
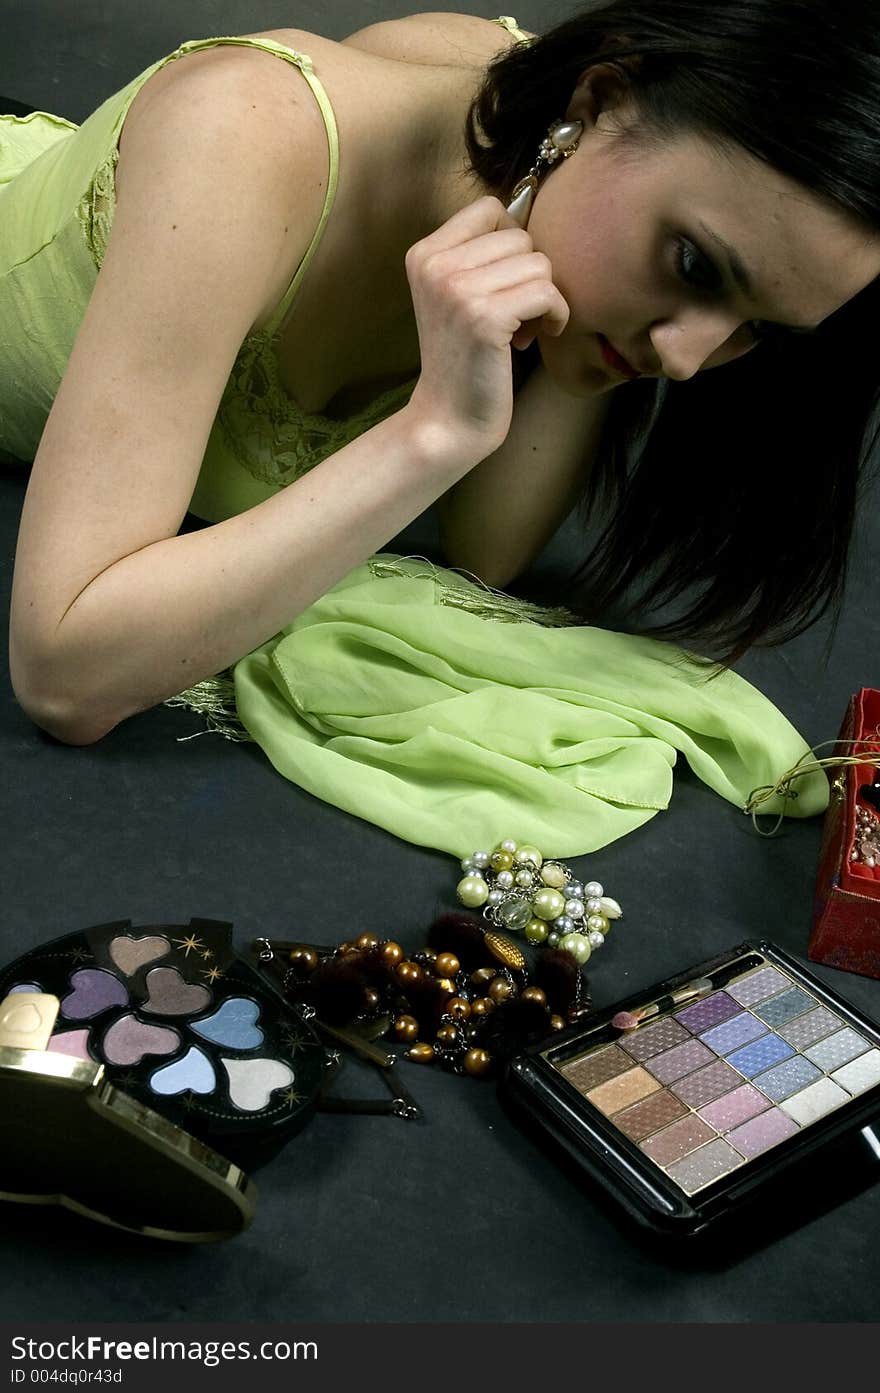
top-left (61, 968), bottom-right (129, 1021)
top-left (46, 1029), bottom-right (92, 1062)
top-left (191, 998), bottom-right (264, 1051)
top-left (222, 1057), bottom-right (295, 1113)
top-left (141, 967), bottom-right (211, 1017)
top-left (150, 1046), bottom-right (215, 1097)
top-left (108, 934), bottom-right (170, 977)
top-left (102, 1014), bottom-right (181, 1067)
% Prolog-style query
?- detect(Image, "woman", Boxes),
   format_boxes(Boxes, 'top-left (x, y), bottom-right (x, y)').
top-left (4, 1), bottom-right (880, 752)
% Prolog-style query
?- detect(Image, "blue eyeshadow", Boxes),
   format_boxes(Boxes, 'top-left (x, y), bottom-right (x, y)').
top-left (700, 1011), bottom-right (768, 1055)
top-left (752, 987), bottom-right (815, 1027)
top-left (752, 1055), bottom-right (823, 1102)
top-left (726, 1034), bottom-right (795, 1077)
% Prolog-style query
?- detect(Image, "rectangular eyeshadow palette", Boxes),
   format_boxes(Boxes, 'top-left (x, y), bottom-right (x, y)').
top-left (503, 941), bottom-right (880, 1236)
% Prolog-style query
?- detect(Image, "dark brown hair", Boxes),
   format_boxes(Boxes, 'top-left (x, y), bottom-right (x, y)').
top-left (464, 0), bottom-right (880, 663)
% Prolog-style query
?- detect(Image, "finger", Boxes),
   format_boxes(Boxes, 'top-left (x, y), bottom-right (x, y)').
top-left (424, 227), bottom-right (535, 274)
top-left (451, 251), bottom-right (555, 295)
top-left (408, 195), bottom-right (513, 256)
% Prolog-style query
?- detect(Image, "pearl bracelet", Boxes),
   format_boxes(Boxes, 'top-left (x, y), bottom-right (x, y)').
top-left (456, 838), bottom-right (622, 965)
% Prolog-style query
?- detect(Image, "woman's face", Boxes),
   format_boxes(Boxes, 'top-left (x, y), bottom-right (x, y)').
top-left (526, 76), bottom-right (880, 395)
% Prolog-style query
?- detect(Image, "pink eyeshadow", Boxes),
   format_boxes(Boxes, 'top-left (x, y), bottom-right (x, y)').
top-left (640, 1115), bottom-right (716, 1166)
top-left (698, 1084), bottom-right (770, 1132)
top-left (726, 1107), bottom-right (799, 1158)
top-left (727, 966), bottom-right (789, 1008)
top-left (619, 1017), bottom-right (690, 1061)
top-left (645, 1038), bottom-right (714, 1084)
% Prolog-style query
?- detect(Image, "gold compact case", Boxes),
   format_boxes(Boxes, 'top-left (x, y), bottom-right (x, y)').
top-left (0, 991), bottom-right (256, 1242)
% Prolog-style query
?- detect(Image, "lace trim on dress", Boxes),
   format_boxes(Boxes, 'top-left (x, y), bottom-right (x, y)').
top-left (215, 327), bottom-right (417, 486)
top-left (76, 145), bottom-right (118, 271)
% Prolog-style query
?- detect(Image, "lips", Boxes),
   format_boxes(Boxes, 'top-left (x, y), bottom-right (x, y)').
top-left (598, 335), bottom-right (641, 380)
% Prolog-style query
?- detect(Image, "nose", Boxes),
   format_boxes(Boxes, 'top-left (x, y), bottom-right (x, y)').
top-left (650, 306), bottom-right (750, 380)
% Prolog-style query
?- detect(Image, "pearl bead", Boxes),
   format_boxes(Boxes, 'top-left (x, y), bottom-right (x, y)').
top-left (394, 1014), bottom-right (419, 1041)
top-left (584, 881), bottom-right (604, 898)
top-left (464, 1047), bottom-right (492, 1077)
top-left (514, 845), bottom-right (543, 868)
top-left (471, 996), bottom-right (495, 1018)
top-left (515, 869), bottom-right (534, 888)
top-left (447, 997), bottom-right (471, 1020)
top-left (500, 839), bottom-right (517, 854)
top-left (565, 900), bottom-right (585, 920)
top-left (488, 977), bottom-right (516, 1003)
top-left (460, 857), bottom-right (476, 873)
top-left (470, 967), bottom-right (497, 988)
top-left (434, 952), bottom-right (460, 978)
top-left (546, 932), bottom-right (559, 948)
top-left (356, 932), bottom-right (379, 950)
top-left (472, 850), bottom-right (490, 868)
top-left (524, 918), bottom-right (549, 944)
top-left (457, 874), bottom-right (489, 908)
top-left (435, 977), bottom-right (457, 994)
top-left (550, 1014), bottom-right (567, 1031)
top-left (532, 888), bottom-right (566, 921)
top-left (491, 850), bottom-right (514, 873)
top-left (587, 914), bottom-right (609, 935)
top-left (496, 870), bottom-right (514, 890)
top-left (407, 1043), bottom-right (435, 1064)
top-left (588, 930), bottom-right (605, 948)
top-left (560, 932), bottom-right (591, 965)
top-left (521, 987), bottom-right (548, 1008)
top-left (381, 941), bottom-right (404, 968)
top-left (586, 897), bottom-right (602, 914)
top-left (553, 915), bottom-right (574, 935)
top-left (436, 1024), bottom-right (459, 1046)
top-left (396, 961), bottom-right (423, 986)
top-left (287, 946), bottom-right (319, 976)
top-left (567, 881), bottom-right (584, 898)
top-left (487, 889), bottom-right (504, 906)
top-left (539, 863), bottom-right (567, 889)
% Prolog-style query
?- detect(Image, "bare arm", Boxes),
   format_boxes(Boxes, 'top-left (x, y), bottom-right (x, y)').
top-left (437, 363), bottom-right (613, 588)
top-left (9, 54), bottom-right (476, 746)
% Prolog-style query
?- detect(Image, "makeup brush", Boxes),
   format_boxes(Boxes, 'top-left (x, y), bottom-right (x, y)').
top-left (612, 978), bottom-right (714, 1032)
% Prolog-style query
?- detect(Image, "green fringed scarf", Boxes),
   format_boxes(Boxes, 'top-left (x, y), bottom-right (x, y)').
top-left (164, 554), bottom-right (829, 857)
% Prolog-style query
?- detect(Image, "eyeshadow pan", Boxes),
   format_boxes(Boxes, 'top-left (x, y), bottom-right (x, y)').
top-left (586, 1066), bottom-right (661, 1116)
top-left (645, 1038), bottom-right (715, 1084)
top-left (675, 991), bottom-right (740, 1032)
top-left (778, 1006), bottom-right (842, 1049)
top-left (561, 1045), bottom-right (632, 1094)
top-left (752, 987), bottom-right (816, 1027)
top-left (805, 1028), bottom-right (870, 1072)
top-left (614, 1089), bottom-right (688, 1142)
top-left (830, 1048), bottom-right (880, 1096)
top-left (698, 1084), bottom-right (770, 1131)
top-left (618, 1017), bottom-right (690, 1061)
top-left (781, 1077), bottom-right (850, 1126)
top-left (727, 965), bottom-right (790, 1007)
top-left (752, 1055), bottom-right (822, 1103)
top-left (726, 1107), bottom-right (799, 1158)
top-left (640, 1115), bottom-right (716, 1166)
top-left (700, 1011), bottom-right (767, 1055)
top-left (670, 1058), bottom-right (742, 1107)
top-left (666, 1138), bottom-right (744, 1195)
top-left (726, 1033), bottom-right (795, 1078)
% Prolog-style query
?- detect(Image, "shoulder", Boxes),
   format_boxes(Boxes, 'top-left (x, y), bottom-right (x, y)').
top-left (340, 12), bottom-right (535, 64)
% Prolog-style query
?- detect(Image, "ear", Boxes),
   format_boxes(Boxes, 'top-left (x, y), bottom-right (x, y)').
top-left (565, 57), bottom-right (642, 131)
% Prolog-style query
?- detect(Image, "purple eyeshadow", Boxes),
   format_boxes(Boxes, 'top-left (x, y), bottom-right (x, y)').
top-left (727, 966), bottom-right (790, 1008)
top-left (778, 1006), bottom-right (842, 1049)
top-left (726, 1034), bottom-right (795, 1078)
top-left (699, 1011), bottom-right (768, 1055)
top-left (726, 1107), bottom-right (800, 1158)
top-left (675, 991), bottom-right (740, 1032)
top-left (646, 1038), bottom-right (715, 1084)
top-left (670, 1058), bottom-right (742, 1107)
top-left (698, 1084), bottom-right (770, 1131)
top-left (619, 1017), bottom-right (690, 1061)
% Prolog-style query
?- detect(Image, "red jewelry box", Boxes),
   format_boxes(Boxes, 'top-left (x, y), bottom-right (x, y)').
top-left (809, 687), bottom-right (880, 979)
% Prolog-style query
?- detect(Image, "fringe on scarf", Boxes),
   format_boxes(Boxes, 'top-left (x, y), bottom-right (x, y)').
top-left (163, 556), bottom-right (579, 741)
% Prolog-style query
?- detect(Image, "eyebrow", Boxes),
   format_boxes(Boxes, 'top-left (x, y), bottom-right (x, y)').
top-left (696, 220), bottom-right (820, 334)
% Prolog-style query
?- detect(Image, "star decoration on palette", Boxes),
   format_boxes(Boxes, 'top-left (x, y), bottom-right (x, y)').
top-left (179, 1092), bottom-right (198, 1112)
top-left (280, 1026), bottom-right (308, 1054)
top-left (173, 934), bottom-right (206, 959)
top-left (68, 947), bottom-right (90, 963)
top-left (281, 1088), bottom-right (303, 1108)
top-left (201, 949), bottom-right (214, 961)
top-left (114, 1070), bottom-right (138, 1090)
top-left (201, 966), bottom-right (224, 983)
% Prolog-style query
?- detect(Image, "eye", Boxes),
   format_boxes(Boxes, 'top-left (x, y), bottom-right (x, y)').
top-left (675, 239), bottom-right (771, 348)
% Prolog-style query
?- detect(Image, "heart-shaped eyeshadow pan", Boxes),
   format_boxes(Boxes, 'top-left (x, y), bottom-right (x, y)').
top-left (222, 1057), bottom-right (295, 1113)
top-left (47, 1029), bottom-right (93, 1062)
top-left (149, 1046), bottom-right (215, 1097)
top-left (102, 1013), bottom-right (180, 1066)
top-left (61, 968), bottom-right (129, 1020)
top-left (141, 967), bottom-right (211, 1017)
top-left (191, 998), bottom-right (264, 1051)
top-left (108, 934), bottom-right (171, 977)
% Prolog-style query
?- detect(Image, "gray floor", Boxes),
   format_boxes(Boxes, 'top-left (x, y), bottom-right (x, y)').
top-left (2, 1), bottom-right (880, 1323)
